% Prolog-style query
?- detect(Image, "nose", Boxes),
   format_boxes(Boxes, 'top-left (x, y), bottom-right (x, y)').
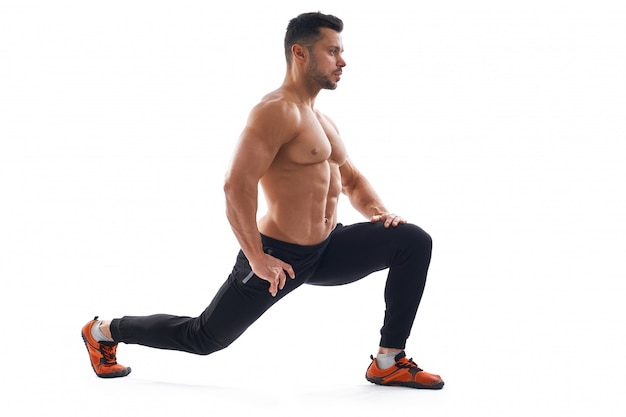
top-left (337, 53), bottom-right (346, 68)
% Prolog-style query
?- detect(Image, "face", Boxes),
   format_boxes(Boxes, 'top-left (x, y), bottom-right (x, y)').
top-left (306, 28), bottom-right (346, 90)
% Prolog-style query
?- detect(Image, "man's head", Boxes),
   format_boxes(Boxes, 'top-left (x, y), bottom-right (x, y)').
top-left (284, 12), bottom-right (344, 64)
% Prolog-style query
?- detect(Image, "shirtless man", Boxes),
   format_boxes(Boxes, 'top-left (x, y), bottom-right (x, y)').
top-left (81, 12), bottom-right (444, 389)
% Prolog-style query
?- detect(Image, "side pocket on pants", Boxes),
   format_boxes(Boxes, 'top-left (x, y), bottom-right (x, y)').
top-left (242, 270), bottom-right (254, 284)
top-left (241, 248), bottom-right (273, 285)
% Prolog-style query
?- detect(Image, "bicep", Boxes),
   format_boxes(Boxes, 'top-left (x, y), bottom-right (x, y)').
top-left (227, 128), bottom-right (279, 186)
top-left (225, 103), bottom-right (297, 186)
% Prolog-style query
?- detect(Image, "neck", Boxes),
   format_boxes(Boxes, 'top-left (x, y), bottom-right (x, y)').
top-left (283, 66), bottom-right (320, 108)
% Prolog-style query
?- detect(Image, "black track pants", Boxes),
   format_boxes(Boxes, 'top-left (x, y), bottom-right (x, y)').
top-left (111, 222), bottom-right (432, 353)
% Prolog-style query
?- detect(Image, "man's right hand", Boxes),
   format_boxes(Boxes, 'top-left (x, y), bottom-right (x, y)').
top-left (249, 254), bottom-right (296, 297)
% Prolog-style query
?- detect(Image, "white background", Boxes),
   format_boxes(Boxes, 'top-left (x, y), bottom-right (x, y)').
top-left (1, 0), bottom-right (625, 416)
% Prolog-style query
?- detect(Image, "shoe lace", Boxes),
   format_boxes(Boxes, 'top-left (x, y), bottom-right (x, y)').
top-left (397, 356), bottom-right (423, 372)
top-left (99, 344), bottom-right (118, 365)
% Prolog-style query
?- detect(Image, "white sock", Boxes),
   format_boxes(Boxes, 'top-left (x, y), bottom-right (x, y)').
top-left (91, 320), bottom-right (113, 342)
top-left (376, 352), bottom-right (399, 369)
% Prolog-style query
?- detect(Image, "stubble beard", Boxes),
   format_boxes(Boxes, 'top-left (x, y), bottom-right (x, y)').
top-left (308, 55), bottom-right (337, 90)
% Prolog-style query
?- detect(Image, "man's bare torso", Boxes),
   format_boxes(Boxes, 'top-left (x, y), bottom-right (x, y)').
top-left (257, 91), bottom-right (348, 246)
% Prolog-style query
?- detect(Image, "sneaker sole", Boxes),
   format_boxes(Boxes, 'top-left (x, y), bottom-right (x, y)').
top-left (81, 333), bottom-right (132, 378)
top-left (366, 376), bottom-right (444, 390)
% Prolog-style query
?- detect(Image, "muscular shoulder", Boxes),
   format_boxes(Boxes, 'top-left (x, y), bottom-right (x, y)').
top-left (246, 92), bottom-right (301, 146)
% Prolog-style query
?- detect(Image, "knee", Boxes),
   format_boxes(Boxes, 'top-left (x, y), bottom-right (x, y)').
top-left (400, 223), bottom-right (432, 252)
top-left (395, 224), bottom-right (433, 262)
top-left (192, 345), bottom-right (224, 356)
top-left (187, 320), bottom-right (231, 356)
top-left (188, 337), bottom-right (230, 356)
top-left (385, 223), bottom-right (432, 267)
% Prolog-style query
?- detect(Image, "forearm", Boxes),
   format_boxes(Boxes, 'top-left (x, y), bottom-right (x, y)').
top-left (224, 181), bottom-right (295, 296)
top-left (224, 183), bottom-right (265, 264)
top-left (346, 176), bottom-right (389, 219)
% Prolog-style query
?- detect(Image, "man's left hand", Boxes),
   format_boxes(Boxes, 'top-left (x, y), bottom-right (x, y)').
top-left (370, 213), bottom-right (407, 228)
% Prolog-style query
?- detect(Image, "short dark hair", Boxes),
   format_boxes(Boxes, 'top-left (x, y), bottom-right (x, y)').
top-left (284, 12), bottom-right (343, 62)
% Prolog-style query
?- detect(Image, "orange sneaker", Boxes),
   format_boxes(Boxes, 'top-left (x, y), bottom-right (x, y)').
top-left (81, 316), bottom-right (131, 378)
top-left (366, 351), bottom-right (444, 389)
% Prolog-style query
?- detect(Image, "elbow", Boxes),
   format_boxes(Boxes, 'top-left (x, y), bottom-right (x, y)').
top-left (223, 179), bottom-right (238, 219)
top-left (223, 172), bottom-right (240, 199)
top-left (223, 177), bottom-right (238, 213)
top-left (223, 175), bottom-right (256, 204)
top-left (223, 178), bottom-right (234, 197)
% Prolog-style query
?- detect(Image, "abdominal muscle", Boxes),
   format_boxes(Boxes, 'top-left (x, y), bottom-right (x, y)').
top-left (257, 161), bottom-right (341, 246)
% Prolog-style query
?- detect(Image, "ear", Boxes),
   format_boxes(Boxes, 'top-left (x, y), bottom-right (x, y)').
top-left (291, 44), bottom-right (307, 63)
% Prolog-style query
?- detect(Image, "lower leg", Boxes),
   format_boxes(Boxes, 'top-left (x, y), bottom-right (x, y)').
top-left (106, 269), bottom-right (289, 355)
top-left (379, 225), bottom-right (432, 349)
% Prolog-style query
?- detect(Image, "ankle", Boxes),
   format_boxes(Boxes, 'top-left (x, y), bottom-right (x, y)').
top-left (376, 352), bottom-right (400, 369)
top-left (91, 319), bottom-right (113, 342)
top-left (378, 347), bottom-right (402, 355)
top-left (100, 321), bottom-right (113, 340)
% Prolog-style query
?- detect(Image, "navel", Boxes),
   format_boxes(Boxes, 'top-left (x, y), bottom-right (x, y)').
top-left (311, 147), bottom-right (320, 155)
